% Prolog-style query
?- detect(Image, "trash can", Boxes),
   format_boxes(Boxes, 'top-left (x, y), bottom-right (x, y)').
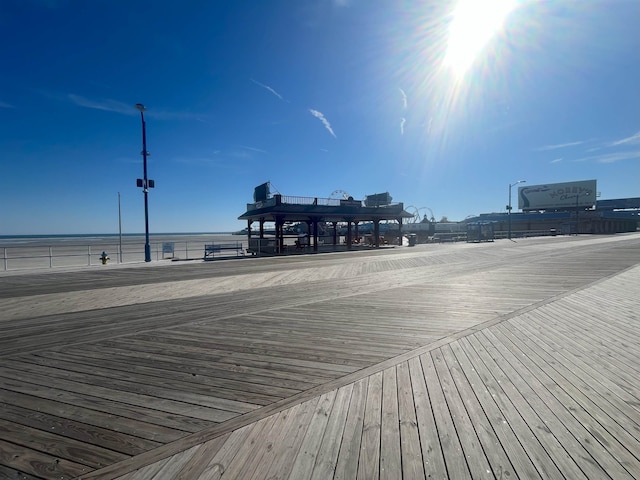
top-left (407, 234), bottom-right (417, 246)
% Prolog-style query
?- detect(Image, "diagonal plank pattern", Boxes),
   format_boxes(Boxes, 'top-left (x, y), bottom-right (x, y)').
top-left (112, 264), bottom-right (640, 480)
top-left (0, 235), bottom-right (639, 479)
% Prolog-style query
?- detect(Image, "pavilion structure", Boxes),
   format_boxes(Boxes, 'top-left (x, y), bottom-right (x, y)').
top-left (238, 191), bottom-right (413, 255)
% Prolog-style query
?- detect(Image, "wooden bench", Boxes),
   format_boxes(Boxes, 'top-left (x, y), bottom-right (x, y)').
top-left (204, 243), bottom-right (244, 260)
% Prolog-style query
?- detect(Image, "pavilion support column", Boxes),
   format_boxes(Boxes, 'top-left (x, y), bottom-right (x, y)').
top-left (332, 222), bottom-right (338, 246)
top-left (310, 216), bottom-right (320, 252)
top-left (346, 220), bottom-right (353, 250)
top-left (274, 215), bottom-right (285, 253)
top-left (397, 217), bottom-right (403, 245)
top-left (247, 220), bottom-right (252, 240)
top-left (306, 220), bottom-right (312, 249)
top-left (374, 220), bottom-right (380, 247)
top-left (259, 218), bottom-right (265, 239)
top-left (354, 221), bottom-right (359, 245)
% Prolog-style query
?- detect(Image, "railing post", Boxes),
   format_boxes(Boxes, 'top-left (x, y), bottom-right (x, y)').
top-left (186, 242), bottom-right (189, 260)
top-left (3, 248), bottom-right (7, 271)
top-left (49, 246), bottom-right (53, 268)
top-left (88, 246), bottom-right (91, 266)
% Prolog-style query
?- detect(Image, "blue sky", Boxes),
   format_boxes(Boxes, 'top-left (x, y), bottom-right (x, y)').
top-left (1, 0), bottom-right (639, 234)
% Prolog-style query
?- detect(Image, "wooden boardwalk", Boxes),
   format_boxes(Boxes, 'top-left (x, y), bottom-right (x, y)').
top-left (0, 235), bottom-right (639, 479)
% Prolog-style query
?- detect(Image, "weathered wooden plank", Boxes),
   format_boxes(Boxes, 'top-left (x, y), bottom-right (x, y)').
top-left (212, 415), bottom-right (279, 480)
top-left (0, 419), bottom-right (128, 469)
top-left (245, 404), bottom-right (306, 480)
top-left (463, 333), bottom-right (576, 479)
top-left (0, 389), bottom-right (185, 444)
top-left (490, 324), bottom-right (640, 476)
top-left (0, 402), bottom-right (160, 456)
top-left (260, 397), bottom-right (320, 480)
top-left (333, 378), bottom-right (368, 480)
top-left (516, 308), bottom-right (640, 408)
top-left (440, 344), bottom-right (515, 478)
top-left (144, 445), bottom-right (199, 480)
top-left (507, 317), bottom-right (640, 443)
top-left (103, 336), bottom-right (360, 382)
top-left (447, 341), bottom-right (541, 479)
top-left (380, 367), bottom-right (401, 480)
top-left (479, 328), bottom-right (631, 479)
top-left (112, 458), bottom-right (171, 480)
top-left (32, 350), bottom-right (285, 405)
top-left (420, 352), bottom-right (471, 479)
top-left (188, 424), bottom-right (254, 480)
top-left (431, 348), bottom-right (493, 479)
top-left (0, 437), bottom-right (90, 480)
top-left (357, 371), bottom-right (382, 480)
top-left (0, 366), bottom-right (237, 423)
top-left (0, 379), bottom-right (211, 433)
top-left (407, 356), bottom-right (447, 478)
top-left (0, 463), bottom-right (41, 480)
top-left (171, 434), bottom-right (231, 480)
top-left (288, 390), bottom-right (338, 480)
top-left (310, 383), bottom-right (353, 480)
top-left (3, 357), bottom-right (260, 415)
top-left (79, 342), bottom-right (305, 396)
top-left (396, 361), bottom-right (425, 480)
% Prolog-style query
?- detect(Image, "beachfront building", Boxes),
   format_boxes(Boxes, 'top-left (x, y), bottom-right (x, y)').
top-left (238, 183), bottom-right (413, 255)
top-left (466, 179), bottom-right (639, 237)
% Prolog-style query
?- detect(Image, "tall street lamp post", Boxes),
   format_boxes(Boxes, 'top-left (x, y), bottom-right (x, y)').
top-left (507, 180), bottom-right (526, 240)
top-left (135, 103), bottom-right (154, 262)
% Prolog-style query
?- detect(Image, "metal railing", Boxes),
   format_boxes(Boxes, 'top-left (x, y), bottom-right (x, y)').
top-left (0, 240), bottom-right (247, 272)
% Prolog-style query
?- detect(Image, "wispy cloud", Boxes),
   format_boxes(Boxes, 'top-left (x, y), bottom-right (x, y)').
top-left (400, 118), bottom-right (406, 136)
top-left (240, 145), bottom-right (267, 154)
top-left (309, 109), bottom-right (336, 138)
top-left (538, 130), bottom-right (640, 165)
top-left (535, 140), bottom-right (584, 151)
top-left (399, 88), bottom-right (407, 109)
top-left (574, 150), bottom-right (640, 164)
top-left (68, 94), bottom-right (202, 120)
top-left (0, 101), bottom-right (13, 109)
top-left (68, 94), bottom-right (135, 115)
top-left (251, 79), bottom-right (286, 102)
top-left (609, 130), bottom-right (640, 146)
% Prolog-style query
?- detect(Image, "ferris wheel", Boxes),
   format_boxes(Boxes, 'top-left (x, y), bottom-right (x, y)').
top-left (329, 190), bottom-right (351, 200)
top-left (406, 206), bottom-right (435, 223)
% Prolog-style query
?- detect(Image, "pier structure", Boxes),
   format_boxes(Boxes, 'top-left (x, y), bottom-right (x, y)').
top-left (238, 192), bottom-right (414, 254)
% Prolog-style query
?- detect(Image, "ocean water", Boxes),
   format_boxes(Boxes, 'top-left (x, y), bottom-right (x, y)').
top-left (0, 233), bottom-right (248, 271)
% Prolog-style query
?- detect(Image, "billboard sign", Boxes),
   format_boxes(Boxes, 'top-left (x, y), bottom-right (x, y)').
top-left (253, 182), bottom-right (270, 202)
top-left (518, 180), bottom-right (596, 211)
top-left (365, 192), bottom-right (392, 207)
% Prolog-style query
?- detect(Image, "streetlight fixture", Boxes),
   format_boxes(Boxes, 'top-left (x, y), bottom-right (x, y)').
top-left (135, 103), bottom-right (154, 262)
top-left (507, 180), bottom-right (526, 240)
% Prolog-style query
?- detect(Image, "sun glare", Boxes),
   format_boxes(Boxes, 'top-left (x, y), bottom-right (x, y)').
top-left (444, 0), bottom-right (517, 77)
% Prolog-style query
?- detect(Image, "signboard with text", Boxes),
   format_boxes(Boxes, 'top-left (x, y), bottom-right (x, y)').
top-left (518, 180), bottom-right (597, 211)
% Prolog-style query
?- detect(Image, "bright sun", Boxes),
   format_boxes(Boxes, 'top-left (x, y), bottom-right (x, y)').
top-left (444, 0), bottom-right (517, 77)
